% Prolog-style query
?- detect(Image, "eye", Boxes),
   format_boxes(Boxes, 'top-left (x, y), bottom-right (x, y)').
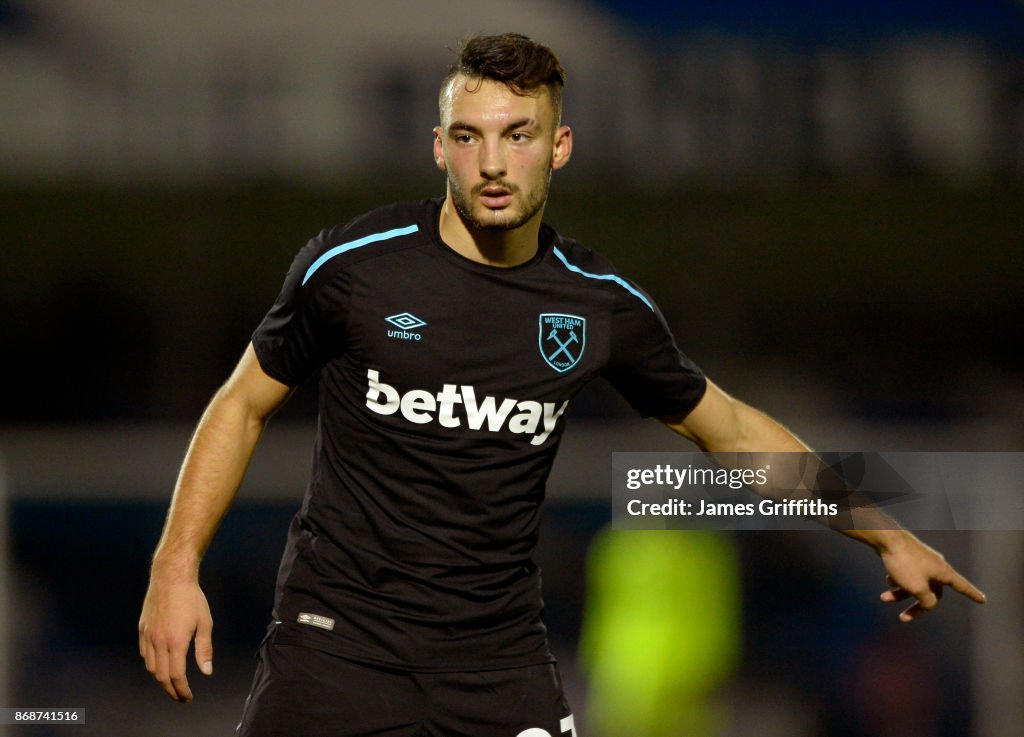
top-left (510, 132), bottom-right (529, 142)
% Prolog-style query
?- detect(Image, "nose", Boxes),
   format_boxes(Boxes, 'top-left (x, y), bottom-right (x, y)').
top-left (479, 139), bottom-right (506, 180)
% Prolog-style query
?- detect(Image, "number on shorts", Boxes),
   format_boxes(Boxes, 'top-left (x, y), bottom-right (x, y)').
top-left (560, 715), bottom-right (577, 736)
top-left (515, 714), bottom-right (577, 737)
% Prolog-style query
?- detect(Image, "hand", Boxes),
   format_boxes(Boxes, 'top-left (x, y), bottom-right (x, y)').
top-left (138, 574), bottom-right (214, 702)
top-left (878, 535), bottom-right (986, 622)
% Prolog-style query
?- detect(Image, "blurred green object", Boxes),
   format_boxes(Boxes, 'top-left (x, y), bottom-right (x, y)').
top-left (579, 529), bottom-right (741, 737)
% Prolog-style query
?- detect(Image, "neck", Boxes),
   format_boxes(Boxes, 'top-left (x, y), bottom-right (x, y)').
top-left (438, 197), bottom-right (543, 268)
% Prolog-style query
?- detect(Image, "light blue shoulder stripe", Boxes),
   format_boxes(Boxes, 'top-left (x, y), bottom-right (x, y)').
top-left (552, 246), bottom-right (654, 311)
top-left (302, 224), bottom-right (420, 285)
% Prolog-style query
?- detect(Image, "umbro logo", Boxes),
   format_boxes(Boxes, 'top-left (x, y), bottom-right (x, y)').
top-left (386, 312), bottom-right (426, 342)
top-left (386, 312), bottom-right (426, 330)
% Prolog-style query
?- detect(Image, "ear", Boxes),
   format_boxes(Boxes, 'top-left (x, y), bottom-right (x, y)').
top-left (551, 125), bottom-right (572, 171)
top-left (432, 127), bottom-right (447, 171)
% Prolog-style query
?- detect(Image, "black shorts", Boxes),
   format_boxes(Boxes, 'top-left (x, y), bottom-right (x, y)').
top-left (235, 627), bottom-right (577, 737)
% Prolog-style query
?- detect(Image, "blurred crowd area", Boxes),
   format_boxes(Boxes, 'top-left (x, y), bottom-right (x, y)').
top-left (1, 2), bottom-right (1022, 736)
top-left (2, 2), bottom-right (1024, 183)
top-left (1, 2), bottom-right (1021, 427)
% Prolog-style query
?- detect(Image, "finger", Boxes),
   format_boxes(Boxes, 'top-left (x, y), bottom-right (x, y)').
top-left (167, 641), bottom-right (194, 703)
top-left (139, 619), bottom-right (152, 663)
top-left (880, 586), bottom-right (915, 603)
top-left (151, 640), bottom-right (180, 701)
top-left (152, 635), bottom-right (193, 703)
top-left (899, 594), bottom-right (940, 622)
top-left (195, 616), bottom-right (214, 677)
top-left (946, 570), bottom-right (987, 604)
top-left (917, 587), bottom-right (940, 610)
top-left (169, 672), bottom-right (193, 703)
top-left (881, 575), bottom-right (905, 602)
top-left (897, 585), bottom-right (942, 622)
top-left (143, 637), bottom-right (157, 676)
top-left (899, 602), bottom-right (928, 622)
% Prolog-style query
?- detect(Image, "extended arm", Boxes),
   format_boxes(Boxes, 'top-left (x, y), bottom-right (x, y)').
top-left (138, 344), bottom-right (293, 702)
top-left (661, 380), bottom-right (986, 621)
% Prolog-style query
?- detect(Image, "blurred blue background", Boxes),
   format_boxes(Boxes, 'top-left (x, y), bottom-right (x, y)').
top-left (1, 2), bottom-right (1021, 736)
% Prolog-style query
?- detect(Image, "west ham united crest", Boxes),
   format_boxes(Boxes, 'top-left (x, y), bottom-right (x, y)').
top-left (539, 313), bottom-right (586, 373)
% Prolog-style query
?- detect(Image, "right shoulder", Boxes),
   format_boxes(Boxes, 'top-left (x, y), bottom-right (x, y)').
top-left (298, 199), bottom-right (439, 288)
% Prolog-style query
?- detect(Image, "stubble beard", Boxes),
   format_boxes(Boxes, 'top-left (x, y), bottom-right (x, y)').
top-left (448, 170), bottom-right (552, 232)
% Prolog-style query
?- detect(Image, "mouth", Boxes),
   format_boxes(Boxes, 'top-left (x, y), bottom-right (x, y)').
top-left (478, 186), bottom-right (514, 209)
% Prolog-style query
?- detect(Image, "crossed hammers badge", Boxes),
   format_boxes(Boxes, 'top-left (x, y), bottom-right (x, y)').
top-left (539, 313), bottom-right (586, 373)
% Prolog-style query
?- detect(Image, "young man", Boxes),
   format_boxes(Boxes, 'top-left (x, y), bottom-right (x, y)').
top-left (139, 33), bottom-right (985, 737)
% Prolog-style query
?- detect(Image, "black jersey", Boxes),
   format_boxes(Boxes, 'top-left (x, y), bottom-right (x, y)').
top-left (251, 197), bottom-right (706, 671)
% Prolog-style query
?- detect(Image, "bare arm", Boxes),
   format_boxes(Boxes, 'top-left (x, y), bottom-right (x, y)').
top-left (661, 378), bottom-right (808, 454)
top-left (661, 380), bottom-right (986, 621)
top-left (138, 344), bottom-right (293, 702)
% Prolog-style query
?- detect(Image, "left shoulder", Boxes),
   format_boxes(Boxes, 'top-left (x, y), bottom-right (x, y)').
top-left (543, 226), bottom-right (618, 275)
top-left (543, 227), bottom-right (656, 312)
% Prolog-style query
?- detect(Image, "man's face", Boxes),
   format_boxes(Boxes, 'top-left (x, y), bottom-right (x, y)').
top-left (434, 75), bottom-right (571, 232)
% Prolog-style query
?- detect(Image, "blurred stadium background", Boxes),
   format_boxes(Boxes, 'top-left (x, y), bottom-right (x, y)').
top-left (1, 1), bottom-right (1022, 735)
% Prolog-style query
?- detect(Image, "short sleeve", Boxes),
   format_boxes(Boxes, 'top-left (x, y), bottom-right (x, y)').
top-left (601, 289), bottom-right (707, 418)
top-left (251, 229), bottom-right (349, 386)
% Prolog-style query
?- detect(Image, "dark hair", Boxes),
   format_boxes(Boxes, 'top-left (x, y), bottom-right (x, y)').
top-left (440, 33), bottom-right (566, 120)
